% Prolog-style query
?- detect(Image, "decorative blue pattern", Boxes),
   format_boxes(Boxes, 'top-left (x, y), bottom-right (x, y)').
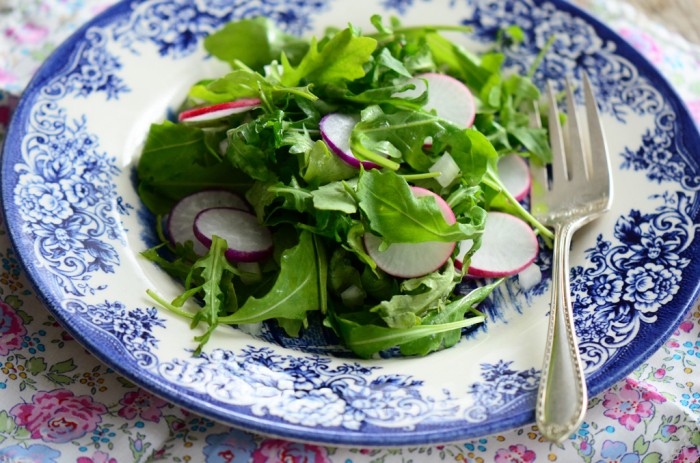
top-left (465, 361), bottom-right (540, 423)
top-left (113, 0), bottom-right (330, 57)
top-left (159, 346), bottom-right (459, 431)
top-left (573, 192), bottom-right (694, 370)
top-left (13, 111), bottom-right (124, 296)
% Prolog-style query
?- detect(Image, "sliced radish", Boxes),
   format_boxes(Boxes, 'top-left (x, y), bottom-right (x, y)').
top-left (194, 207), bottom-right (273, 263)
top-left (178, 98), bottom-right (261, 123)
top-left (456, 212), bottom-right (538, 278)
top-left (364, 187), bottom-right (456, 278)
top-left (498, 154), bottom-right (531, 201)
top-left (319, 113), bottom-right (382, 170)
top-left (167, 190), bottom-right (250, 255)
top-left (397, 73), bottom-right (476, 128)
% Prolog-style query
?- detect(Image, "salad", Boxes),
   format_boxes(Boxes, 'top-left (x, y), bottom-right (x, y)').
top-left (137, 15), bottom-right (554, 358)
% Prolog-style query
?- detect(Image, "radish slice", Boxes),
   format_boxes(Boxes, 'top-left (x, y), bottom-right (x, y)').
top-left (364, 187), bottom-right (456, 278)
top-left (456, 212), bottom-right (538, 278)
top-left (498, 154), bottom-right (531, 201)
top-left (178, 99), bottom-right (261, 123)
top-left (319, 113), bottom-right (382, 170)
top-left (398, 73), bottom-right (476, 128)
top-left (167, 190), bottom-right (250, 255)
top-left (194, 207), bottom-right (273, 263)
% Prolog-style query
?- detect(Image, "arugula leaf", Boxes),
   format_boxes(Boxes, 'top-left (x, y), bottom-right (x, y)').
top-left (138, 122), bottom-right (252, 214)
top-left (281, 27), bottom-right (377, 87)
top-left (300, 140), bottom-right (357, 187)
top-left (311, 180), bottom-right (357, 214)
top-left (371, 260), bottom-right (457, 328)
top-left (399, 279), bottom-right (502, 356)
top-left (218, 231), bottom-right (322, 325)
top-left (331, 312), bottom-right (485, 359)
top-left (356, 170), bottom-right (480, 245)
top-left (204, 17), bottom-right (309, 71)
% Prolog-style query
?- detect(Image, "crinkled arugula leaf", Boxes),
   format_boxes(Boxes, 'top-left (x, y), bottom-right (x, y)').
top-left (138, 121), bottom-right (252, 214)
top-left (204, 17), bottom-right (309, 71)
top-left (281, 27), bottom-right (377, 87)
top-left (356, 170), bottom-right (481, 245)
top-left (371, 259), bottom-right (457, 328)
top-left (330, 310), bottom-right (485, 359)
top-left (146, 235), bottom-right (239, 355)
top-left (217, 231), bottom-right (325, 328)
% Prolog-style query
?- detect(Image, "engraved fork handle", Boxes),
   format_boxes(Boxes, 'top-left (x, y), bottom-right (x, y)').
top-left (536, 221), bottom-right (588, 443)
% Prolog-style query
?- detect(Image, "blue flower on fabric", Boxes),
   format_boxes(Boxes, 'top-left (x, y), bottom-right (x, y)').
top-left (622, 263), bottom-right (681, 313)
top-left (203, 428), bottom-right (256, 463)
top-left (594, 440), bottom-right (640, 463)
top-left (680, 392), bottom-right (700, 410)
top-left (0, 444), bottom-right (61, 462)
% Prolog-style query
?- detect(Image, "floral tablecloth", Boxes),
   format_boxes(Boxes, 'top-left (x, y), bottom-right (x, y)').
top-left (0, 0), bottom-right (699, 462)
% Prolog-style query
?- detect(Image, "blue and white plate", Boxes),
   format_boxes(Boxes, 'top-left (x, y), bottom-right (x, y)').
top-left (3, 0), bottom-right (699, 446)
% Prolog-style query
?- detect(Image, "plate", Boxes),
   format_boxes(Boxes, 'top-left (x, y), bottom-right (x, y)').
top-left (3, 0), bottom-right (699, 447)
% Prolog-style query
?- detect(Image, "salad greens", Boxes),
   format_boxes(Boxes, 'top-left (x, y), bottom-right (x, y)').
top-left (138, 15), bottom-right (552, 357)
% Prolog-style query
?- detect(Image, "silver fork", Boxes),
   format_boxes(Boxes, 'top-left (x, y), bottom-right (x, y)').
top-left (530, 74), bottom-right (613, 443)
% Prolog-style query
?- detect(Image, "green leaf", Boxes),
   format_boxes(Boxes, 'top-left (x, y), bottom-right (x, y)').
top-left (204, 17), bottom-right (309, 71)
top-left (46, 373), bottom-right (74, 385)
top-left (301, 141), bottom-right (357, 187)
top-left (371, 260), bottom-right (457, 328)
top-left (49, 358), bottom-right (76, 374)
top-left (219, 231), bottom-right (321, 324)
top-left (400, 279), bottom-right (502, 356)
top-left (633, 435), bottom-right (649, 454)
top-left (641, 453), bottom-right (661, 463)
top-left (0, 411), bottom-right (16, 434)
top-left (356, 170), bottom-right (479, 244)
top-left (311, 181), bottom-right (357, 214)
top-left (509, 126), bottom-right (552, 164)
top-left (332, 311), bottom-right (484, 359)
top-left (281, 27), bottom-right (377, 87)
top-left (25, 357), bottom-right (47, 375)
top-left (138, 122), bottom-right (251, 214)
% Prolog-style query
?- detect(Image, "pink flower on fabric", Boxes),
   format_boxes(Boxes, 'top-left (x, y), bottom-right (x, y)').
top-left (602, 379), bottom-right (664, 431)
top-left (618, 28), bottom-right (663, 65)
top-left (117, 389), bottom-right (169, 423)
top-left (252, 439), bottom-right (331, 463)
top-left (494, 444), bottom-right (536, 463)
top-left (673, 446), bottom-right (699, 463)
top-left (76, 451), bottom-right (117, 463)
top-left (0, 301), bottom-right (26, 355)
top-left (10, 389), bottom-right (107, 443)
top-left (4, 23), bottom-right (49, 45)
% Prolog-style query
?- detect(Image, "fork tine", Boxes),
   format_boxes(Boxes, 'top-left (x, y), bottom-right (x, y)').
top-left (547, 82), bottom-right (568, 185)
top-left (528, 101), bottom-right (549, 191)
top-left (582, 73), bottom-right (612, 185)
top-left (564, 78), bottom-right (590, 181)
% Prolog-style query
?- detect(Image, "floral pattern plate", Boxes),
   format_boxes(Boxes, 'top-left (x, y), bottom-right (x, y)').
top-left (2, 0), bottom-right (699, 447)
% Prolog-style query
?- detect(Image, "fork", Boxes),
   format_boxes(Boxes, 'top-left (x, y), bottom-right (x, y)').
top-left (530, 74), bottom-right (614, 443)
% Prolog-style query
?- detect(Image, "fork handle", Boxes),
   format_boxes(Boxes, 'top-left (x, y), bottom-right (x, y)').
top-left (536, 221), bottom-right (588, 443)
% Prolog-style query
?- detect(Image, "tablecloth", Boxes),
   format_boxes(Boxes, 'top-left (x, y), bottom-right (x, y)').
top-left (0, 0), bottom-right (698, 462)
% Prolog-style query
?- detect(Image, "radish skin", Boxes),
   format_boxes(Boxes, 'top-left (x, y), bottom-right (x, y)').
top-left (456, 212), bottom-right (539, 278)
top-left (320, 113), bottom-right (382, 169)
top-left (178, 99), bottom-right (261, 123)
top-left (364, 187), bottom-right (456, 278)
